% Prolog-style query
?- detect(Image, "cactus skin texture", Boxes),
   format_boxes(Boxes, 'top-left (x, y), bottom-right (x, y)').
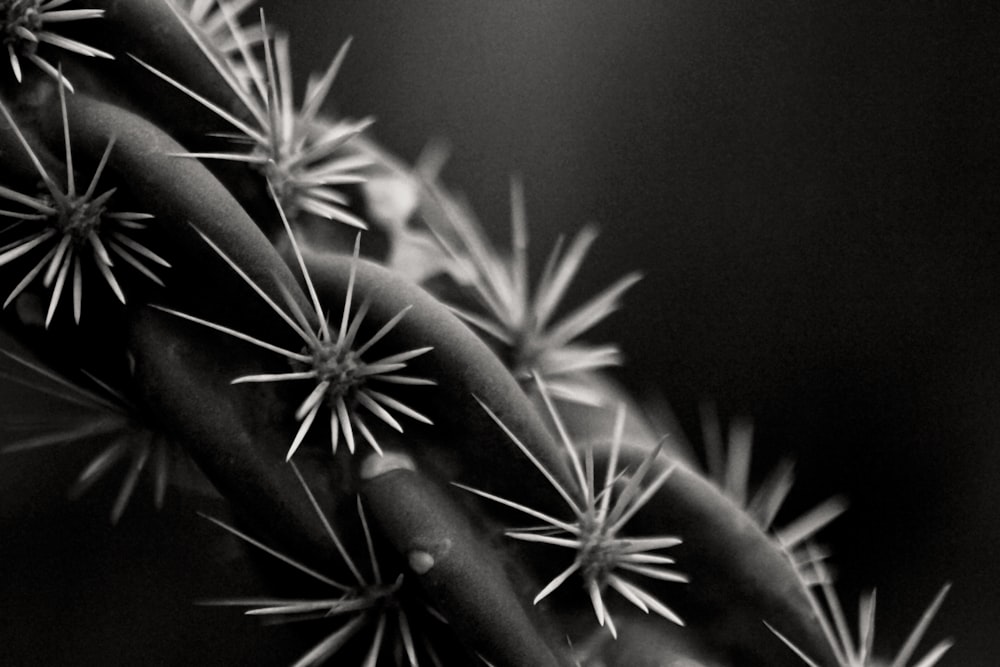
top-left (0, 2), bottom-right (951, 666)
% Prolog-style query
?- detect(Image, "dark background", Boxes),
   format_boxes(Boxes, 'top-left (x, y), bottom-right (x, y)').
top-left (2, 1), bottom-right (998, 664)
top-left (268, 1), bottom-right (997, 663)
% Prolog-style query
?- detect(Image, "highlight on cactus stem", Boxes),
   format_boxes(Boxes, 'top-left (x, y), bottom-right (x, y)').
top-left (0, 346), bottom-right (191, 523)
top-left (202, 463), bottom-right (449, 667)
top-left (0, 77), bottom-right (168, 327)
top-left (0, 1), bottom-right (960, 664)
top-left (457, 374), bottom-right (687, 639)
top-left (133, 4), bottom-right (373, 227)
top-left (427, 178), bottom-right (642, 406)
top-left (154, 190), bottom-right (434, 461)
top-left (767, 546), bottom-right (953, 667)
top-left (0, 0), bottom-right (112, 88)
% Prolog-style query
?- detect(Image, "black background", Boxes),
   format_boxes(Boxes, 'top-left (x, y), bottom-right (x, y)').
top-left (2, 1), bottom-right (998, 664)
top-left (273, 1), bottom-right (997, 663)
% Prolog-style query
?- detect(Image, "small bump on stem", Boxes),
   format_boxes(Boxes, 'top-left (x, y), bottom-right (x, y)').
top-left (360, 450), bottom-right (416, 480)
top-left (407, 550), bottom-right (435, 574)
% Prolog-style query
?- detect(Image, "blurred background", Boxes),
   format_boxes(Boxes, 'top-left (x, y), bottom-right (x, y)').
top-left (3, 0), bottom-right (998, 664)
top-left (270, 0), bottom-right (997, 662)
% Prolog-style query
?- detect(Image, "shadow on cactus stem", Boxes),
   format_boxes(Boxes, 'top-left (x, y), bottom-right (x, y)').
top-left (0, 340), bottom-right (195, 524)
top-left (0, 1), bottom-right (961, 665)
top-left (201, 460), bottom-right (456, 667)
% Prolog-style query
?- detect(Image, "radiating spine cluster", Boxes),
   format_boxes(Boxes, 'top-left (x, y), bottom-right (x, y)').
top-left (155, 189), bottom-right (435, 461)
top-left (0, 76), bottom-right (167, 326)
top-left (458, 375), bottom-right (687, 637)
top-left (428, 179), bottom-right (641, 406)
top-left (137, 3), bottom-right (372, 228)
top-left (0, 2), bottom-right (958, 665)
top-left (1, 0), bottom-right (111, 88)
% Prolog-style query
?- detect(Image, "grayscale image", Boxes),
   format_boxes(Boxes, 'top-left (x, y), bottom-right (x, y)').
top-left (1, 1), bottom-right (994, 665)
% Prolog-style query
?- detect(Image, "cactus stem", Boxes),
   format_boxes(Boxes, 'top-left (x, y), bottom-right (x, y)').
top-left (0, 78), bottom-right (164, 325)
top-left (457, 374), bottom-right (687, 637)
top-left (202, 463), bottom-right (445, 666)
top-left (154, 191), bottom-right (434, 461)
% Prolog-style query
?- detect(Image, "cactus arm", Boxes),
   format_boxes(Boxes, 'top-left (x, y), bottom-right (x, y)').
top-left (304, 249), bottom-right (839, 665)
top-left (620, 450), bottom-right (839, 666)
top-left (127, 305), bottom-right (344, 565)
top-left (45, 90), bottom-right (314, 327)
top-left (298, 246), bottom-right (581, 512)
top-left (360, 453), bottom-right (571, 667)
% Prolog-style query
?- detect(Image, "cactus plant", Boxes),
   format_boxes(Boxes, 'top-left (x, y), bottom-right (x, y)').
top-left (0, 2), bottom-right (953, 665)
